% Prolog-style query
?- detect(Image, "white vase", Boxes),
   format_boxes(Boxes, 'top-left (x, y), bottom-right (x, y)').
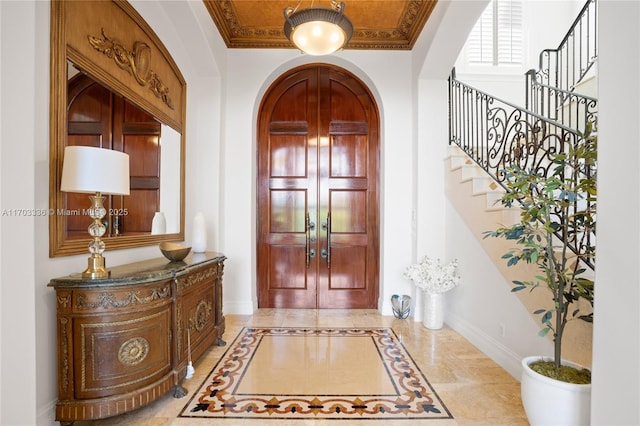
top-left (521, 356), bottom-right (591, 425)
top-left (151, 212), bottom-right (166, 235)
top-left (422, 291), bottom-right (444, 329)
top-left (192, 212), bottom-right (207, 252)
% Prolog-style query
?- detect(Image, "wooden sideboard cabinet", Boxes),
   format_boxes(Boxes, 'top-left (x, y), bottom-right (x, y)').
top-left (48, 252), bottom-right (226, 425)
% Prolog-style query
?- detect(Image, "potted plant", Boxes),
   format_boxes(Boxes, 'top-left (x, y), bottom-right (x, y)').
top-left (403, 256), bottom-right (461, 329)
top-left (483, 124), bottom-right (596, 425)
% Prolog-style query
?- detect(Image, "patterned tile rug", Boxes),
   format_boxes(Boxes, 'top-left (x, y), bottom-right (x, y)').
top-left (179, 327), bottom-right (453, 420)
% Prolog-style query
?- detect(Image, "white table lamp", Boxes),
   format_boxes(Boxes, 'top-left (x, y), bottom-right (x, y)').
top-left (61, 146), bottom-right (130, 278)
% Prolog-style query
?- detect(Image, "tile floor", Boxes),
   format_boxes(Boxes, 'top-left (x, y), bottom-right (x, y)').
top-left (73, 309), bottom-right (528, 425)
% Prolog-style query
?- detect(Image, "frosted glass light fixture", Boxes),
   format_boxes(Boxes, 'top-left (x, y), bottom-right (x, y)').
top-left (61, 146), bottom-right (130, 278)
top-left (284, 1), bottom-right (353, 56)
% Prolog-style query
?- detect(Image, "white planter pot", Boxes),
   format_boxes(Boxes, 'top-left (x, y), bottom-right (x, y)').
top-left (521, 356), bottom-right (591, 426)
top-left (422, 291), bottom-right (444, 329)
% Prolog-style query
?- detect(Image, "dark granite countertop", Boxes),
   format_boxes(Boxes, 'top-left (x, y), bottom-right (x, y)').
top-left (48, 251), bottom-right (226, 288)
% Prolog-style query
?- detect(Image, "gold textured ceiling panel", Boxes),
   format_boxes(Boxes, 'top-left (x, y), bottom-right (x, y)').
top-left (203, 0), bottom-right (438, 50)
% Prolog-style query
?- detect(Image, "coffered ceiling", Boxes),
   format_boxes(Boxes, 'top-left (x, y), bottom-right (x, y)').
top-left (203, 0), bottom-right (438, 51)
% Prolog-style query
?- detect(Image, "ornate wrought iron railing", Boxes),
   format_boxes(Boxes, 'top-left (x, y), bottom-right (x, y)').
top-left (526, 0), bottom-right (597, 135)
top-left (525, 71), bottom-right (597, 134)
top-left (449, 69), bottom-right (595, 268)
top-left (535, 0), bottom-right (597, 94)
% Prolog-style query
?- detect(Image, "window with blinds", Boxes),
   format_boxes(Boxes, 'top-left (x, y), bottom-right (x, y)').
top-left (468, 0), bottom-right (523, 66)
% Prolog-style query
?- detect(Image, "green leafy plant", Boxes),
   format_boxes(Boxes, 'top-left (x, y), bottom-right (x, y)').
top-left (483, 123), bottom-right (596, 382)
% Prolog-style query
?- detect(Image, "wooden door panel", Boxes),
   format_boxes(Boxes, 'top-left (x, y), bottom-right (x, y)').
top-left (318, 67), bottom-right (379, 309)
top-left (271, 80), bottom-right (310, 121)
top-left (258, 68), bottom-right (318, 308)
top-left (258, 65), bottom-right (378, 309)
top-left (328, 246), bottom-right (367, 289)
top-left (270, 134), bottom-right (308, 177)
top-left (268, 245), bottom-right (307, 289)
top-left (122, 190), bottom-right (158, 234)
top-left (330, 190), bottom-right (367, 233)
top-left (329, 80), bottom-right (367, 121)
top-left (124, 136), bottom-right (160, 177)
top-left (330, 134), bottom-right (368, 177)
top-left (270, 190), bottom-right (306, 233)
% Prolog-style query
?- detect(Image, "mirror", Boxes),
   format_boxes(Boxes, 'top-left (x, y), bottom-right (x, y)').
top-left (49, 1), bottom-right (186, 257)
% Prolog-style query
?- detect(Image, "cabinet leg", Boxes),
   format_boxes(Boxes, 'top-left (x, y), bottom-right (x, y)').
top-left (172, 384), bottom-right (188, 398)
top-left (215, 335), bottom-right (226, 346)
top-left (59, 421), bottom-right (74, 426)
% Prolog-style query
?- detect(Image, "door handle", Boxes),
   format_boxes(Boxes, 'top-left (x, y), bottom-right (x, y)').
top-left (305, 212), bottom-right (310, 268)
top-left (305, 212), bottom-right (316, 268)
top-left (321, 212), bottom-right (331, 269)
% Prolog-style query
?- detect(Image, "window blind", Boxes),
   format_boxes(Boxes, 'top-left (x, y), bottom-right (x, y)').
top-left (468, 0), bottom-right (523, 66)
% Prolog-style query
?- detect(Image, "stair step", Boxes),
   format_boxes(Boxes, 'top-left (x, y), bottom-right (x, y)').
top-left (447, 145), bottom-right (473, 169)
top-left (477, 189), bottom-right (506, 210)
top-left (486, 204), bottom-right (521, 225)
top-left (468, 175), bottom-right (502, 195)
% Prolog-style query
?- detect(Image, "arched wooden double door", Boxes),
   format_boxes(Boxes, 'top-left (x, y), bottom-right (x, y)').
top-left (257, 64), bottom-right (379, 309)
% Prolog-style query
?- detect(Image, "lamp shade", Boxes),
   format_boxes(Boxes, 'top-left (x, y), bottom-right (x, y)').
top-left (284, 3), bottom-right (353, 56)
top-left (61, 146), bottom-right (130, 195)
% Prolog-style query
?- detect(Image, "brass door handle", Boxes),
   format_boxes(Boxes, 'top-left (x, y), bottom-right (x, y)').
top-left (322, 212), bottom-right (331, 269)
top-left (305, 212), bottom-right (315, 268)
top-left (305, 212), bottom-right (310, 268)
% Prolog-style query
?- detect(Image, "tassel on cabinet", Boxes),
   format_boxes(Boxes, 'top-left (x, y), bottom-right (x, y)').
top-left (186, 327), bottom-right (195, 379)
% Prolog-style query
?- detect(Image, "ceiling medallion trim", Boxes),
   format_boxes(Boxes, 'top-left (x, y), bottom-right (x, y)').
top-left (203, 0), bottom-right (437, 51)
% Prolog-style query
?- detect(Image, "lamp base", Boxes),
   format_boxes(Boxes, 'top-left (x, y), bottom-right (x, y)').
top-left (82, 254), bottom-right (109, 279)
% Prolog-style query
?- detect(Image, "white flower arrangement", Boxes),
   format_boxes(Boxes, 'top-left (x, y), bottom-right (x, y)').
top-left (403, 256), bottom-right (461, 294)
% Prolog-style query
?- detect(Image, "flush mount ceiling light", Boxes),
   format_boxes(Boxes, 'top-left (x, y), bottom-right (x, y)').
top-left (284, 1), bottom-right (354, 56)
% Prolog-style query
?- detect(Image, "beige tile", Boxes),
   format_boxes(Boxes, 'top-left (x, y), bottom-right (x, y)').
top-left (72, 310), bottom-right (526, 425)
top-left (237, 334), bottom-right (397, 395)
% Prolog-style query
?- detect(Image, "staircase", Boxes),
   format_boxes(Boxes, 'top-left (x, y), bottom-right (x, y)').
top-left (444, 142), bottom-right (594, 367)
top-left (526, 0), bottom-right (598, 134)
top-left (445, 0), bottom-right (597, 368)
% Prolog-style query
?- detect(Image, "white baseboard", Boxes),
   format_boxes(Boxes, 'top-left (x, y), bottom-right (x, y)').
top-left (37, 398), bottom-right (56, 425)
top-left (223, 300), bottom-right (254, 315)
top-left (445, 311), bottom-right (523, 381)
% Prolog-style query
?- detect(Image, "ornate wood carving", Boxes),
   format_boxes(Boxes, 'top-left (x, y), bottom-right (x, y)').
top-left (176, 297), bottom-right (183, 357)
top-left (189, 300), bottom-right (213, 332)
top-left (57, 295), bottom-right (70, 309)
top-left (176, 266), bottom-right (216, 292)
top-left (60, 317), bottom-right (70, 393)
top-left (118, 337), bottom-right (150, 366)
top-left (88, 29), bottom-right (174, 109)
top-left (76, 284), bottom-right (170, 310)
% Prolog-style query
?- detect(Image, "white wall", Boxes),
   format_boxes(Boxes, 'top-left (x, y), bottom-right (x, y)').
top-left (445, 201), bottom-right (554, 378)
top-left (591, 1), bottom-right (640, 424)
top-left (1, 2), bottom-right (38, 424)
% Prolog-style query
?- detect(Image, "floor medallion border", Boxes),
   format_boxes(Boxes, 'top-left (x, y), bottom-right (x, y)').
top-left (179, 326), bottom-right (453, 420)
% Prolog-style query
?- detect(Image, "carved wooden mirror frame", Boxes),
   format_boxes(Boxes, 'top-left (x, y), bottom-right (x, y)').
top-left (49, 0), bottom-right (186, 257)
